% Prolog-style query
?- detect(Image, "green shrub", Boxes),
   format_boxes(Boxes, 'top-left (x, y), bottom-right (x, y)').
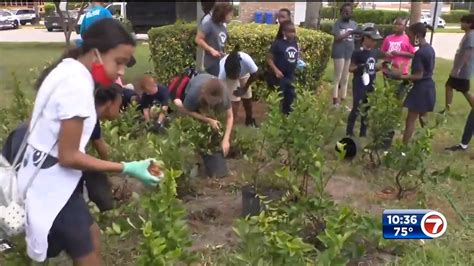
top-left (441, 10), bottom-right (471, 23)
top-left (322, 8), bottom-right (408, 24)
top-left (321, 7), bottom-right (338, 20)
top-left (352, 9), bottom-right (409, 25)
top-left (148, 22), bottom-right (332, 100)
top-left (44, 2), bottom-right (55, 16)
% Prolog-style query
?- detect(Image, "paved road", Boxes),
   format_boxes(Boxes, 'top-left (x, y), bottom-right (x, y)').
top-left (0, 28), bottom-right (462, 60)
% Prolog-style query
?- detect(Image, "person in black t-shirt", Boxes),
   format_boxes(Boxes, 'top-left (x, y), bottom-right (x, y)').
top-left (121, 86), bottom-right (139, 111)
top-left (82, 84), bottom-right (124, 212)
top-left (267, 21), bottom-right (299, 115)
top-left (138, 75), bottom-right (170, 127)
top-left (346, 27), bottom-right (383, 137)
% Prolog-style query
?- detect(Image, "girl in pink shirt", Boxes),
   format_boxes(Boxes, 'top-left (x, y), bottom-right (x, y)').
top-left (381, 17), bottom-right (415, 75)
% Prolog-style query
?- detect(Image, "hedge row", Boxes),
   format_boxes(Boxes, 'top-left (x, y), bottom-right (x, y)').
top-left (321, 7), bottom-right (409, 25)
top-left (148, 22), bottom-right (333, 99)
top-left (441, 10), bottom-right (472, 23)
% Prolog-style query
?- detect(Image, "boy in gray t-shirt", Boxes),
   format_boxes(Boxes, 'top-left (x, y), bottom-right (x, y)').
top-left (443, 14), bottom-right (474, 112)
top-left (174, 73), bottom-right (233, 157)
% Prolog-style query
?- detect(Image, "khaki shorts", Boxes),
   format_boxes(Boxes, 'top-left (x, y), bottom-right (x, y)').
top-left (224, 73), bottom-right (252, 102)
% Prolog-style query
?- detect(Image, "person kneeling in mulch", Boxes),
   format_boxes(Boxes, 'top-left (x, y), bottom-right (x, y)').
top-left (137, 75), bottom-right (170, 133)
top-left (173, 73), bottom-right (233, 157)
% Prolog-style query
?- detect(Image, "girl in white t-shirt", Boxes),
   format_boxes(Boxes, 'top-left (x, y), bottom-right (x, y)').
top-left (17, 18), bottom-right (159, 265)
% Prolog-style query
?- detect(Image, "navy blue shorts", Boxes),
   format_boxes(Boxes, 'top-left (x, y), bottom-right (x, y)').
top-left (46, 185), bottom-right (94, 259)
top-left (404, 80), bottom-right (436, 113)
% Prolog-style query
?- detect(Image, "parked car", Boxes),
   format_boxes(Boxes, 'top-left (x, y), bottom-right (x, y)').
top-left (12, 8), bottom-right (37, 25)
top-left (44, 10), bottom-right (78, 32)
top-left (0, 9), bottom-right (20, 30)
top-left (75, 2), bottom-right (182, 34)
top-left (420, 12), bottom-right (446, 28)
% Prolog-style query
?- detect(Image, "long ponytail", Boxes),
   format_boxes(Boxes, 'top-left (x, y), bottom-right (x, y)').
top-left (224, 44), bottom-right (241, 79)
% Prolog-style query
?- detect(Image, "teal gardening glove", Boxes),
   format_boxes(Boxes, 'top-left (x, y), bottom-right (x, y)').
top-left (122, 159), bottom-right (160, 186)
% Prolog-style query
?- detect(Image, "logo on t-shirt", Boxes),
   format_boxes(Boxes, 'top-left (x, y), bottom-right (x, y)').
top-left (285, 46), bottom-right (298, 63)
top-left (86, 9), bottom-right (101, 18)
top-left (366, 57), bottom-right (376, 75)
top-left (341, 28), bottom-right (354, 41)
top-left (219, 32), bottom-right (227, 46)
top-left (388, 41), bottom-right (402, 52)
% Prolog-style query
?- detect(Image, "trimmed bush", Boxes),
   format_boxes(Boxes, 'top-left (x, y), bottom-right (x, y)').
top-left (321, 7), bottom-right (338, 20)
top-left (321, 8), bottom-right (409, 24)
top-left (44, 3), bottom-right (55, 16)
top-left (353, 9), bottom-right (409, 25)
top-left (441, 10), bottom-right (471, 23)
top-left (148, 22), bottom-right (332, 99)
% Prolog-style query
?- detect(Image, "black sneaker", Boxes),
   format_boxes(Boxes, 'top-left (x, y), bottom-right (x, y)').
top-left (245, 118), bottom-right (259, 128)
top-left (445, 144), bottom-right (467, 152)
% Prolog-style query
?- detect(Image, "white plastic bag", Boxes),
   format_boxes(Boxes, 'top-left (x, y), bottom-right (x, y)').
top-left (0, 155), bottom-right (20, 206)
top-left (362, 71), bottom-right (370, 86)
top-left (0, 155), bottom-right (24, 236)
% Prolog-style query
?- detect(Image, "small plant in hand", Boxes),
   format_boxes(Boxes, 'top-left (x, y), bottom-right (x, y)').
top-left (148, 161), bottom-right (164, 178)
top-left (171, 115), bottom-right (225, 156)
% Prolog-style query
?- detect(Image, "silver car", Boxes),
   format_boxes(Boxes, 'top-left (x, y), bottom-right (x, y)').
top-left (13, 8), bottom-right (38, 25)
top-left (0, 9), bottom-right (20, 30)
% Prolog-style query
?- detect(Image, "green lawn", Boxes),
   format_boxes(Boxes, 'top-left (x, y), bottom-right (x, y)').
top-left (0, 42), bottom-right (154, 107)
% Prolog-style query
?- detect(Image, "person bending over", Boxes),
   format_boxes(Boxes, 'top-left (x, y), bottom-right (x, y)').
top-left (218, 45), bottom-right (259, 127)
top-left (174, 74), bottom-right (233, 156)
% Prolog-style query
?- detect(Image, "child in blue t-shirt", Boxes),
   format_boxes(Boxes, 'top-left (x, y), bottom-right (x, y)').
top-left (346, 27), bottom-right (383, 137)
top-left (267, 21), bottom-right (299, 115)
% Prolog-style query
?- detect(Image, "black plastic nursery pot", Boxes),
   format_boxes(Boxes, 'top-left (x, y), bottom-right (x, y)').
top-left (335, 137), bottom-right (358, 160)
top-left (241, 184), bottom-right (288, 217)
top-left (201, 152), bottom-right (229, 178)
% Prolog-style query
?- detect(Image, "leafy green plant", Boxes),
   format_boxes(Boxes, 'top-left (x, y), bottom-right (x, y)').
top-left (383, 114), bottom-right (446, 199)
top-left (361, 80), bottom-right (403, 167)
top-left (231, 201), bottom-right (317, 265)
top-left (169, 115), bottom-right (224, 156)
top-left (137, 169), bottom-right (197, 265)
top-left (0, 73), bottom-right (33, 144)
top-left (259, 87), bottom-right (342, 198)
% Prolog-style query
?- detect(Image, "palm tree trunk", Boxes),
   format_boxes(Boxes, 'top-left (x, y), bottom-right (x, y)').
top-left (410, 2), bottom-right (422, 25)
top-left (304, 2), bottom-right (322, 29)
